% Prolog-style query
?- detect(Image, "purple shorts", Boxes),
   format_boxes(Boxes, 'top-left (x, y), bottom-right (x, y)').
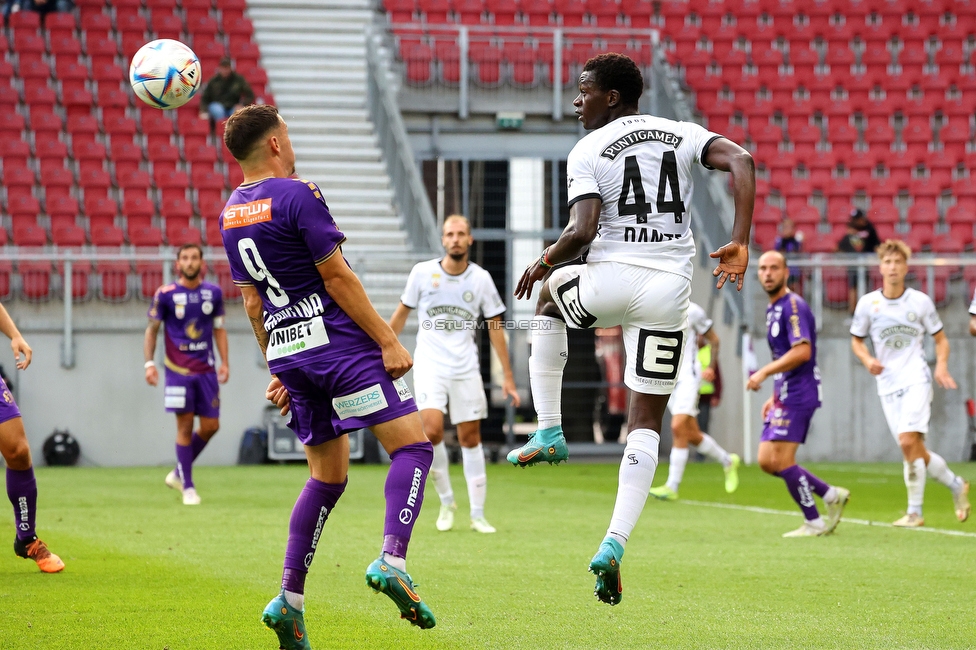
top-left (276, 346), bottom-right (418, 447)
top-left (164, 370), bottom-right (220, 418)
top-left (0, 378), bottom-right (21, 425)
top-left (760, 403), bottom-right (817, 444)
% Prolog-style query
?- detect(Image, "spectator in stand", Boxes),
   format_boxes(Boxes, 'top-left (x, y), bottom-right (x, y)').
top-left (198, 58), bottom-right (255, 123)
top-left (4, 0), bottom-right (72, 16)
top-left (837, 208), bottom-right (880, 313)
top-left (774, 218), bottom-right (803, 289)
top-left (696, 334), bottom-right (721, 435)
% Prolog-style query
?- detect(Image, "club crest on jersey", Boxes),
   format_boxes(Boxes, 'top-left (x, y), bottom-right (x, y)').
top-left (462, 290), bottom-right (474, 303)
top-left (907, 311), bottom-right (917, 322)
top-left (431, 273), bottom-right (440, 288)
top-left (175, 304), bottom-right (185, 319)
top-left (600, 130), bottom-right (684, 160)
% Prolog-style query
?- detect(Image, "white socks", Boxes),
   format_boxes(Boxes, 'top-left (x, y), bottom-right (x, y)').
top-left (665, 447), bottom-right (689, 492)
top-left (461, 444), bottom-right (488, 519)
top-left (383, 553), bottom-right (406, 571)
top-left (904, 458), bottom-right (926, 516)
top-left (606, 429), bottom-right (660, 548)
top-left (429, 441), bottom-right (455, 506)
top-left (284, 590), bottom-right (304, 610)
top-left (529, 316), bottom-right (567, 430)
top-left (695, 433), bottom-right (732, 468)
top-left (926, 451), bottom-right (964, 495)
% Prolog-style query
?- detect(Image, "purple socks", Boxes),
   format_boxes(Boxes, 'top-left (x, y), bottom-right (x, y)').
top-left (382, 441), bottom-right (433, 559)
top-left (6, 467), bottom-right (37, 541)
top-left (190, 432), bottom-right (208, 460)
top-left (281, 478), bottom-right (347, 595)
top-left (778, 464), bottom-right (827, 521)
top-left (175, 443), bottom-right (195, 489)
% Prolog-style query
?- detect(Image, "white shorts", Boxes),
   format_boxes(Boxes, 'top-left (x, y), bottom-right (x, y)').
top-left (668, 361), bottom-right (701, 417)
top-left (548, 261), bottom-right (691, 394)
top-left (880, 383), bottom-right (932, 440)
top-left (413, 368), bottom-right (488, 425)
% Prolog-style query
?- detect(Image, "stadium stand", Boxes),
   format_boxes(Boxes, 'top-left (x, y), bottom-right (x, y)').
top-left (385, 0), bottom-right (976, 256)
top-left (0, 0), bottom-right (272, 301)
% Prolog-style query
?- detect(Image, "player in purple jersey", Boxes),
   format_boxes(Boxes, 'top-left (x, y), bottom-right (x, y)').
top-left (220, 105), bottom-right (436, 649)
top-left (0, 302), bottom-right (64, 573)
top-left (144, 244), bottom-right (229, 506)
top-left (747, 251), bottom-right (850, 537)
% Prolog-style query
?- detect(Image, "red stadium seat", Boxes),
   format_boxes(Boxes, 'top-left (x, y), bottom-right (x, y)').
top-left (12, 223), bottom-right (48, 247)
top-left (90, 224), bottom-right (126, 247)
top-left (210, 260), bottom-right (241, 302)
top-left (18, 262), bottom-right (52, 302)
top-left (52, 224), bottom-right (88, 248)
top-left (129, 224), bottom-right (164, 249)
top-left (96, 262), bottom-right (131, 301)
top-left (136, 261), bottom-right (163, 299)
top-left (0, 262), bottom-right (12, 301)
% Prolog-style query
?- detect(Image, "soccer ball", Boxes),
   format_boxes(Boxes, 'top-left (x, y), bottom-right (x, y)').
top-left (129, 39), bottom-right (202, 110)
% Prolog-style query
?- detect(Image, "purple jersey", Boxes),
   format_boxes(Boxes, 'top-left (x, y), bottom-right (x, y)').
top-left (765, 291), bottom-right (821, 409)
top-left (148, 281), bottom-right (225, 375)
top-left (219, 177), bottom-right (376, 373)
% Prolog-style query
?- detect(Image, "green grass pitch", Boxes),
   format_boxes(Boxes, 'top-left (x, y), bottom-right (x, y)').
top-left (1, 460), bottom-right (975, 649)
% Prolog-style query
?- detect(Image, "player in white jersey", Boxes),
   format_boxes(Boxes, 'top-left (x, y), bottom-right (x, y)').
top-left (509, 53), bottom-right (754, 605)
top-left (649, 302), bottom-right (740, 500)
top-left (851, 240), bottom-right (970, 526)
top-left (390, 215), bottom-right (520, 534)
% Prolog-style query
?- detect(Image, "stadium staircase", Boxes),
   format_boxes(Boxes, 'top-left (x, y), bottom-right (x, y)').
top-left (248, 0), bottom-right (426, 317)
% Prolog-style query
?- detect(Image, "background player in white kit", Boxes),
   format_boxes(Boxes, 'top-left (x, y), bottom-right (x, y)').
top-left (390, 215), bottom-right (520, 534)
top-left (851, 240), bottom-right (970, 526)
top-left (510, 53), bottom-right (754, 605)
top-left (649, 301), bottom-right (740, 501)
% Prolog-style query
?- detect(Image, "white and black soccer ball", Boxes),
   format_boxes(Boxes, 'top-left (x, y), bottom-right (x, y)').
top-left (129, 39), bottom-right (202, 110)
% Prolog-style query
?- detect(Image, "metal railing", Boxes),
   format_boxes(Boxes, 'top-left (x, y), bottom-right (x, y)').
top-left (390, 24), bottom-right (658, 118)
top-left (366, 28), bottom-right (442, 254)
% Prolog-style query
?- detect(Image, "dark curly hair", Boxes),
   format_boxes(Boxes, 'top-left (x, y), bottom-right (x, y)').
top-left (582, 52), bottom-right (644, 107)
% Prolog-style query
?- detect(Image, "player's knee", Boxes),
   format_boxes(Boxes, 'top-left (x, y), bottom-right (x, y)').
top-left (425, 427), bottom-right (444, 445)
top-left (2, 439), bottom-right (31, 468)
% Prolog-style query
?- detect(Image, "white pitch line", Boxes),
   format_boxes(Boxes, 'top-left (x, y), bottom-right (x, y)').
top-left (680, 500), bottom-right (976, 539)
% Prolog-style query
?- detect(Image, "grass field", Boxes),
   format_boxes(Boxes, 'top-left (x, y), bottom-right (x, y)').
top-left (1, 460), bottom-right (975, 649)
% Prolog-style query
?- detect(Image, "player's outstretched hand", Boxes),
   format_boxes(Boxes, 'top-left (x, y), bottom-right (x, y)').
top-left (382, 340), bottom-right (413, 379)
top-left (761, 396), bottom-right (774, 420)
top-left (866, 358), bottom-right (884, 375)
top-left (218, 363), bottom-right (230, 384)
top-left (746, 369), bottom-right (766, 391)
top-left (515, 258), bottom-right (549, 300)
top-left (935, 366), bottom-right (957, 390)
top-left (10, 335), bottom-right (31, 370)
top-left (710, 241), bottom-right (749, 290)
top-left (266, 376), bottom-right (291, 416)
top-left (502, 375), bottom-right (521, 407)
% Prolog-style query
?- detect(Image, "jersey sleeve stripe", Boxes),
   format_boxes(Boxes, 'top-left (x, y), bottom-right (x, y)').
top-left (233, 280), bottom-right (254, 287)
top-left (313, 238), bottom-right (347, 265)
top-left (567, 192), bottom-right (602, 209)
top-left (699, 135), bottom-right (724, 170)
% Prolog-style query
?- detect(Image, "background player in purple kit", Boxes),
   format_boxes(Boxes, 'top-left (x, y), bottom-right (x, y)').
top-left (0, 301), bottom-right (64, 573)
top-left (747, 251), bottom-right (850, 537)
top-left (220, 105), bottom-right (436, 650)
top-left (144, 244), bottom-right (229, 506)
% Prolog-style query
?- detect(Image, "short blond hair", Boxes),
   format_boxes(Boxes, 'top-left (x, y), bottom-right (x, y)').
top-left (877, 239), bottom-right (911, 261)
top-left (443, 214), bottom-right (471, 234)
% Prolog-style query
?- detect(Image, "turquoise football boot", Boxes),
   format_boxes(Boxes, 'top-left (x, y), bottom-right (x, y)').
top-left (506, 425), bottom-right (569, 467)
top-left (589, 537), bottom-right (624, 606)
top-left (365, 556), bottom-right (436, 629)
top-left (261, 591), bottom-right (310, 650)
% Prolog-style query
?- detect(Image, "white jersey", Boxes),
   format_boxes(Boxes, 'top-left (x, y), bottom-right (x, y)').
top-left (850, 288), bottom-right (943, 395)
top-left (566, 114), bottom-right (723, 280)
top-left (681, 301), bottom-right (713, 377)
top-left (400, 259), bottom-right (506, 378)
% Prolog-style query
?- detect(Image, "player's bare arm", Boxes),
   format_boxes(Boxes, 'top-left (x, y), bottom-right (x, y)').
top-left (932, 330), bottom-right (956, 390)
top-left (747, 341), bottom-right (811, 391)
top-left (316, 253), bottom-right (412, 379)
top-left (240, 285), bottom-right (270, 358)
top-left (515, 196), bottom-right (601, 300)
top-left (0, 303), bottom-right (30, 370)
top-left (388, 302), bottom-right (413, 337)
top-left (143, 318), bottom-right (161, 385)
top-left (850, 335), bottom-right (884, 375)
top-left (702, 138), bottom-right (755, 291)
top-left (213, 325), bottom-right (230, 384)
top-left (969, 314), bottom-right (976, 337)
top-left (700, 328), bottom-right (719, 383)
top-left (486, 316), bottom-right (521, 407)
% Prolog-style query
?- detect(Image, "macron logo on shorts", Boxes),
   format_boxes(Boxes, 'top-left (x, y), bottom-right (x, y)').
top-left (332, 384), bottom-right (389, 420)
top-left (222, 199), bottom-right (272, 229)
